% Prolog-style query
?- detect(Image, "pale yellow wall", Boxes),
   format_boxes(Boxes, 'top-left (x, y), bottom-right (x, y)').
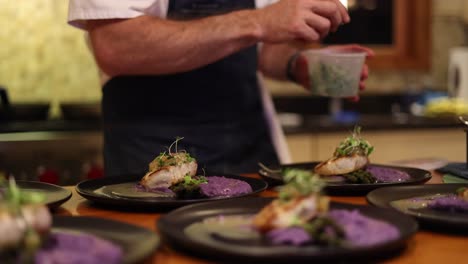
top-left (0, 0), bottom-right (101, 116)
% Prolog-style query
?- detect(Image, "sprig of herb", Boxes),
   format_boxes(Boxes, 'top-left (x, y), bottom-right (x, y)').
top-left (0, 176), bottom-right (45, 208)
top-left (149, 137), bottom-right (196, 170)
top-left (279, 169), bottom-right (325, 201)
top-left (334, 126), bottom-right (374, 157)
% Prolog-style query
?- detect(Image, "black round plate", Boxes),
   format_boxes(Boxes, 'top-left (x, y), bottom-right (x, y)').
top-left (14, 181), bottom-right (72, 209)
top-left (76, 174), bottom-right (268, 209)
top-left (367, 184), bottom-right (468, 232)
top-left (52, 216), bottom-right (159, 264)
top-left (158, 197), bottom-right (417, 263)
top-left (258, 162), bottom-right (431, 195)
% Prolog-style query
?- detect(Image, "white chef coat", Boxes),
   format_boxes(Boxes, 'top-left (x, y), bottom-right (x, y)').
top-left (68, 0), bottom-right (292, 164)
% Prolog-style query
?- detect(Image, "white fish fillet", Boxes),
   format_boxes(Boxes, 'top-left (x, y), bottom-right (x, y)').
top-left (140, 161), bottom-right (197, 189)
top-left (314, 154), bottom-right (369, 176)
top-left (253, 195), bottom-right (329, 232)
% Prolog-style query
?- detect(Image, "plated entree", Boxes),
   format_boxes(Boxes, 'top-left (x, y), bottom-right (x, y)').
top-left (131, 138), bottom-right (252, 199)
top-left (391, 187), bottom-right (468, 214)
top-left (185, 169), bottom-right (400, 247)
top-left (315, 126), bottom-right (410, 184)
top-left (0, 177), bottom-right (122, 264)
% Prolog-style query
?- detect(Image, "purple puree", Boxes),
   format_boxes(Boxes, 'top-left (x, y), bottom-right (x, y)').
top-left (366, 166), bottom-right (411, 183)
top-left (428, 195), bottom-right (468, 213)
top-left (35, 232), bottom-right (123, 264)
top-left (328, 209), bottom-right (399, 246)
top-left (199, 176), bottom-right (253, 197)
top-left (266, 210), bottom-right (399, 247)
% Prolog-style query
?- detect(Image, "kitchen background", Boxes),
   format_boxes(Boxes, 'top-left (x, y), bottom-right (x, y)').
top-left (1, 0), bottom-right (468, 184)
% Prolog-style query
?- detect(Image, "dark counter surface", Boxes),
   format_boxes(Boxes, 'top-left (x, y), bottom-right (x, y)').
top-left (0, 119), bottom-right (102, 134)
top-left (0, 114), bottom-right (463, 135)
top-left (281, 114), bottom-right (464, 134)
top-left (0, 95), bottom-right (464, 134)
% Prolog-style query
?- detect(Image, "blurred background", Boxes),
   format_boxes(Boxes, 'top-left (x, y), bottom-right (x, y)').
top-left (1, 0), bottom-right (468, 184)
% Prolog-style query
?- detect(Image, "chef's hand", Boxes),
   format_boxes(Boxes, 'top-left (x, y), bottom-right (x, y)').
top-left (256, 0), bottom-right (350, 43)
top-left (294, 44), bottom-right (375, 101)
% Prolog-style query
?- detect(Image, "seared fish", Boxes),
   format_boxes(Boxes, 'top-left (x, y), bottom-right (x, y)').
top-left (253, 194), bottom-right (329, 232)
top-left (314, 154), bottom-right (369, 176)
top-left (140, 152), bottom-right (197, 189)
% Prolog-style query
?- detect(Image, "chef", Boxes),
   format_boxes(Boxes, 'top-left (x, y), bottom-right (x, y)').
top-left (67, 0), bottom-right (372, 176)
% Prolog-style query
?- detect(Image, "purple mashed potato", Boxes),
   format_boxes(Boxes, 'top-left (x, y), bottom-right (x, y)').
top-left (267, 227), bottom-right (311, 246)
top-left (428, 195), bottom-right (468, 213)
top-left (200, 176), bottom-right (253, 197)
top-left (366, 166), bottom-right (411, 183)
top-left (266, 210), bottom-right (399, 247)
top-left (35, 232), bottom-right (123, 264)
top-left (328, 209), bottom-right (399, 246)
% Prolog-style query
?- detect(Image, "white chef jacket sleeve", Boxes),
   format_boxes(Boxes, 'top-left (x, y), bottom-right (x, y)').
top-left (68, 0), bottom-right (162, 29)
top-left (256, 0), bottom-right (279, 8)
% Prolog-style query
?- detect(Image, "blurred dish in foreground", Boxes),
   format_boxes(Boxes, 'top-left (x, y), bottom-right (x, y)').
top-left (0, 178), bottom-right (159, 263)
top-left (158, 171), bottom-right (417, 263)
top-left (367, 184), bottom-right (468, 232)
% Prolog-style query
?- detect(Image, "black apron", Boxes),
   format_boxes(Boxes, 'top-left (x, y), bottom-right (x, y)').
top-left (102, 0), bottom-right (279, 177)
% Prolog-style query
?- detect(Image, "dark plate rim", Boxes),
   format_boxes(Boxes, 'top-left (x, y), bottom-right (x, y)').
top-left (76, 174), bottom-right (268, 208)
top-left (258, 162), bottom-right (432, 192)
top-left (366, 184), bottom-right (468, 229)
top-left (15, 181), bottom-right (72, 209)
top-left (52, 215), bottom-right (159, 264)
top-left (157, 197), bottom-right (418, 262)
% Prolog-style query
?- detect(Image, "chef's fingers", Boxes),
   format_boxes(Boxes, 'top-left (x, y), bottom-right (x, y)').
top-left (361, 64), bottom-right (369, 81)
top-left (307, 1), bottom-right (343, 33)
top-left (304, 12), bottom-right (332, 39)
top-left (296, 54), bottom-right (310, 89)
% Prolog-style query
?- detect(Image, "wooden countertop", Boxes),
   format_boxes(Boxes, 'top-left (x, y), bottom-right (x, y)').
top-left (54, 172), bottom-right (467, 264)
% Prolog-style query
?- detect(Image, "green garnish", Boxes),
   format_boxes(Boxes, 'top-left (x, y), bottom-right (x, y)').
top-left (311, 62), bottom-right (358, 97)
top-left (0, 176), bottom-right (45, 208)
top-left (148, 137), bottom-right (196, 171)
top-left (170, 175), bottom-right (208, 197)
top-left (301, 216), bottom-right (346, 246)
top-left (334, 126), bottom-right (374, 157)
top-left (279, 169), bottom-right (325, 201)
top-left (342, 169), bottom-right (376, 184)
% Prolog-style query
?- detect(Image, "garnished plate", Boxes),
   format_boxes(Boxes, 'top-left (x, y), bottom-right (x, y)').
top-left (258, 162), bottom-right (431, 195)
top-left (4, 181), bottom-right (72, 209)
top-left (367, 184), bottom-right (468, 232)
top-left (52, 216), bottom-right (159, 264)
top-left (158, 197), bottom-right (417, 263)
top-left (76, 174), bottom-right (267, 209)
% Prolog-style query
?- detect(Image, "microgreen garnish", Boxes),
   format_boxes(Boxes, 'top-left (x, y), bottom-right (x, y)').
top-left (0, 176), bottom-right (45, 208)
top-left (279, 169), bottom-right (325, 201)
top-left (334, 126), bottom-right (374, 157)
top-left (148, 137), bottom-right (195, 170)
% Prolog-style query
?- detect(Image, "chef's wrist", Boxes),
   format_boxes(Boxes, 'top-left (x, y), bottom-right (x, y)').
top-left (286, 51), bottom-right (301, 83)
